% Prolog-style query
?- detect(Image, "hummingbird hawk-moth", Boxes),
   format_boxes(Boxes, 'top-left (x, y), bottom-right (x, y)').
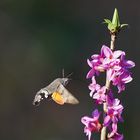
top-left (33, 71), bottom-right (79, 106)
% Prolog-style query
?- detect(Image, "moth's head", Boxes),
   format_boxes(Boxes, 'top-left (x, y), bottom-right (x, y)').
top-left (59, 70), bottom-right (73, 86)
top-left (60, 78), bottom-right (70, 86)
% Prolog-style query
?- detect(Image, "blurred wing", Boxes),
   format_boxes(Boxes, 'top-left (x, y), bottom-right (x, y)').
top-left (46, 79), bottom-right (61, 94)
top-left (56, 84), bottom-right (79, 104)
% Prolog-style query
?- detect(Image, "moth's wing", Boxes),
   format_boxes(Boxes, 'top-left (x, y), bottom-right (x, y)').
top-left (56, 84), bottom-right (79, 104)
top-left (46, 79), bottom-right (61, 94)
top-left (51, 92), bottom-right (65, 105)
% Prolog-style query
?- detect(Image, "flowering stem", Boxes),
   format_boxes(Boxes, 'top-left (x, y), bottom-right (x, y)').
top-left (101, 126), bottom-right (107, 140)
top-left (100, 80), bottom-right (110, 140)
top-left (81, 9), bottom-right (135, 140)
top-left (100, 33), bottom-right (116, 140)
top-left (110, 33), bottom-right (116, 50)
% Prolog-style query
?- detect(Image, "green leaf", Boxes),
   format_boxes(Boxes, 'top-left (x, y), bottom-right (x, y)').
top-left (103, 19), bottom-right (111, 24)
top-left (121, 24), bottom-right (128, 28)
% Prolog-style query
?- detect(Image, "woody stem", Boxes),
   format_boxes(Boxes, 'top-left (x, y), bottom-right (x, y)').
top-left (100, 33), bottom-right (116, 140)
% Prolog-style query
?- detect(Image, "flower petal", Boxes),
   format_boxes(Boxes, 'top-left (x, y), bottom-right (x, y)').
top-left (104, 115), bottom-right (111, 126)
top-left (92, 109), bottom-right (100, 119)
top-left (101, 45), bottom-right (112, 58)
top-left (113, 98), bottom-right (120, 106)
top-left (86, 69), bottom-right (95, 79)
top-left (112, 123), bottom-right (118, 133)
top-left (87, 59), bottom-right (93, 68)
top-left (90, 90), bottom-right (95, 97)
top-left (91, 76), bottom-right (96, 84)
top-left (91, 54), bottom-right (100, 59)
top-left (113, 50), bottom-right (124, 59)
top-left (81, 116), bottom-right (93, 126)
top-left (93, 92), bottom-right (100, 99)
top-left (107, 69), bottom-right (116, 81)
top-left (124, 60), bottom-right (135, 68)
top-left (122, 75), bottom-right (132, 83)
top-left (108, 132), bottom-right (124, 140)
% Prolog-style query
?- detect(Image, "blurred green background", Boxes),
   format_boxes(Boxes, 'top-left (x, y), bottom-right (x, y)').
top-left (0, 0), bottom-right (139, 140)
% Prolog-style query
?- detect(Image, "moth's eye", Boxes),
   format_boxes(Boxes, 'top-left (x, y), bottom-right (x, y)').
top-left (64, 79), bottom-right (69, 85)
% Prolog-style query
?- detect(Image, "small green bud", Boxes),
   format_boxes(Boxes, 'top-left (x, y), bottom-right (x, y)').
top-left (112, 8), bottom-right (120, 27)
top-left (103, 8), bottom-right (128, 34)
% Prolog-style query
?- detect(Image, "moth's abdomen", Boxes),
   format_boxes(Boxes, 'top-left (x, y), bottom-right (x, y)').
top-left (33, 89), bottom-right (49, 106)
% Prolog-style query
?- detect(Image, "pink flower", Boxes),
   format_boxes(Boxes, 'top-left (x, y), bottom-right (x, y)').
top-left (108, 131), bottom-right (124, 140)
top-left (88, 76), bottom-right (106, 104)
top-left (88, 76), bottom-right (100, 97)
top-left (81, 109), bottom-right (101, 140)
top-left (108, 122), bottom-right (123, 140)
top-left (104, 95), bottom-right (123, 127)
top-left (86, 56), bottom-right (104, 78)
top-left (112, 70), bottom-right (133, 93)
top-left (93, 86), bottom-right (106, 104)
top-left (87, 45), bottom-right (135, 85)
top-left (86, 45), bottom-right (124, 79)
top-left (86, 45), bottom-right (111, 79)
top-left (120, 53), bottom-right (135, 69)
top-left (85, 44), bottom-right (135, 140)
top-left (101, 45), bottom-right (124, 70)
top-left (106, 51), bottom-right (135, 93)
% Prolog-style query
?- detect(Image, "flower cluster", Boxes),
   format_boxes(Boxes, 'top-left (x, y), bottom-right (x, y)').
top-left (81, 109), bottom-right (101, 140)
top-left (87, 45), bottom-right (135, 93)
top-left (81, 45), bottom-right (135, 140)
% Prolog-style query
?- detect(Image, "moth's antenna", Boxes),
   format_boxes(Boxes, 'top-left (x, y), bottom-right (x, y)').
top-left (66, 72), bottom-right (73, 78)
top-left (62, 69), bottom-right (65, 78)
